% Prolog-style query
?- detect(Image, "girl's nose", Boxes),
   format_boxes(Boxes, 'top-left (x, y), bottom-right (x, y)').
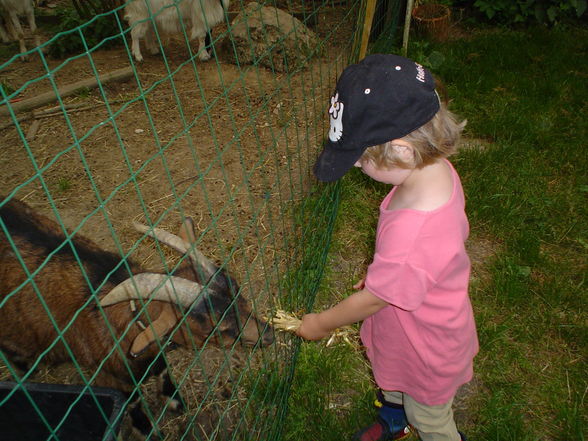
top-left (354, 160), bottom-right (362, 168)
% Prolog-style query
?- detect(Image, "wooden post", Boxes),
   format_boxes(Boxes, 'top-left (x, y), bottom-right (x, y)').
top-left (402, 0), bottom-right (415, 56)
top-left (359, 0), bottom-right (377, 60)
top-left (0, 67), bottom-right (134, 117)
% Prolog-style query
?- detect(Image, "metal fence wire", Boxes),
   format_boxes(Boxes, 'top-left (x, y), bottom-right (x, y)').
top-left (0, 0), bottom-right (404, 439)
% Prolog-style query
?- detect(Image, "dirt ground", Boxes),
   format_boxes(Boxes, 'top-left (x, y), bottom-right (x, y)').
top-left (0, 2), bottom-right (356, 439)
top-left (0, 0), bottom-right (359, 298)
top-left (0, 3), bottom-right (354, 264)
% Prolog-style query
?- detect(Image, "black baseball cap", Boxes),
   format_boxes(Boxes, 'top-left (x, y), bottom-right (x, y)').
top-left (313, 53), bottom-right (440, 182)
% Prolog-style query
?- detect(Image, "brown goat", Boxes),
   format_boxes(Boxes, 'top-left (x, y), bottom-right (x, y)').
top-left (0, 196), bottom-right (273, 438)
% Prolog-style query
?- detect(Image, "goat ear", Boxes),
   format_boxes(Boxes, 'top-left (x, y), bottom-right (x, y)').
top-left (130, 305), bottom-right (178, 358)
top-left (178, 217), bottom-right (197, 244)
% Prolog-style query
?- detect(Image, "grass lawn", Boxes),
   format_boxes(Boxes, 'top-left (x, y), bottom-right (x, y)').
top-left (283, 24), bottom-right (587, 441)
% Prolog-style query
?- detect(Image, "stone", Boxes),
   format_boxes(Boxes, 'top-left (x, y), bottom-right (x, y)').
top-left (224, 2), bottom-right (318, 72)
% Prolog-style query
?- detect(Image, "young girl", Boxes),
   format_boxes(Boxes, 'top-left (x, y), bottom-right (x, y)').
top-left (296, 54), bottom-right (478, 441)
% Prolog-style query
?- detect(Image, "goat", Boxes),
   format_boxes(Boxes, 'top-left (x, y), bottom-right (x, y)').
top-left (0, 196), bottom-right (274, 438)
top-left (125, 0), bottom-right (229, 62)
top-left (0, 0), bottom-right (40, 60)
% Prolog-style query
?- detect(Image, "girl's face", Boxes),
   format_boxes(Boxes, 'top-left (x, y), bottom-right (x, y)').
top-left (354, 140), bottom-right (414, 185)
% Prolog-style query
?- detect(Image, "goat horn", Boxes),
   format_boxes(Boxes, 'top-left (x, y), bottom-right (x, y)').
top-left (100, 273), bottom-right (204, 308)
top-left (133, 221), bottom-right (218, 277)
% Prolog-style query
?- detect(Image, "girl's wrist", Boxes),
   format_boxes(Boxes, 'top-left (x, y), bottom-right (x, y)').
top-left (315, 311), bottom-right (335, 334)
top-left (297, 312), bottom-right (332, 340)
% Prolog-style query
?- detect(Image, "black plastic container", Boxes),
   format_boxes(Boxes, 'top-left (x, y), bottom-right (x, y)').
top-left (0, 381), bottom-right (126, 441)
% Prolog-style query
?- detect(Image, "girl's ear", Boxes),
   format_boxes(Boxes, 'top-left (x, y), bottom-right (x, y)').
top-left (391, 143), bottom-right (415, 163)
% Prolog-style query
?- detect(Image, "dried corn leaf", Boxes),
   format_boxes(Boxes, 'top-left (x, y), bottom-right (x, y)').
top-left (268, 309), bottom-right (357, 347)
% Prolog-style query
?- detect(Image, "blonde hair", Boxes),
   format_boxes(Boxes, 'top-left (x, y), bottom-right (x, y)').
top-left (360, 102), bottom-right (467, 170)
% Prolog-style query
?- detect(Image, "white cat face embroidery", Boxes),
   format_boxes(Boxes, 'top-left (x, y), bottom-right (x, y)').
top-left (328, 92), bottom-right (344, 142)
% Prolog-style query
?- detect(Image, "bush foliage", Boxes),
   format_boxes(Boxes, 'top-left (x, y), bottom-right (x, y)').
top-left (470, 0), bottom-right (587, 24)
top-left (46, 7), bottom-right (122, 58)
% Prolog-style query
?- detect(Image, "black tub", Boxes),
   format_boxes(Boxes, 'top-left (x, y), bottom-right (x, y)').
top-left (0, 381), bottom-right (126, 441)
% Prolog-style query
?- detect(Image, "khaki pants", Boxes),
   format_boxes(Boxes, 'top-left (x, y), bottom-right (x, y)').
top-left (382, 390), bottom-right (461, 441)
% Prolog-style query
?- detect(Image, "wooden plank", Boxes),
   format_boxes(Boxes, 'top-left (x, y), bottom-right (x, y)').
top-left (0, 67), bottom-right (134, 116)
top-left (359, 0), bottom-right (377, 60)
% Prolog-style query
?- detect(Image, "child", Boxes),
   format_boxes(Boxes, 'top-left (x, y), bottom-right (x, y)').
top-left (296, 54), bottom-right (478, 441)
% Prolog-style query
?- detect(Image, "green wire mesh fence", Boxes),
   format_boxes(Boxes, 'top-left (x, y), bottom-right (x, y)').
top-left (0, 0), bottom-right (404, 439)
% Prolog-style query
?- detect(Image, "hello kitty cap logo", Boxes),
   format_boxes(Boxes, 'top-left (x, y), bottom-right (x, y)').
top-left (314, 54), bottom-right (440, 182)
top-left (328, 93), bottom-right (344, 142)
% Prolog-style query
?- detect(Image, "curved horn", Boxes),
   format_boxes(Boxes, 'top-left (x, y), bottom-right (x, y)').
top-left (133, 222), bottom-right (190, 254)
top-left (100, 273), bottom-right (204, 308)
top-left (179, 217), bottom-right (218, 277)
top-left (133, 221), bottom-right (218, 278)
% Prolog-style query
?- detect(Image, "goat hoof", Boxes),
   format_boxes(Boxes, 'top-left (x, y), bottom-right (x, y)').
top-left (198, 51), bottom-right (211, 61)
top-left (167, 397), bottom-right (184, 413)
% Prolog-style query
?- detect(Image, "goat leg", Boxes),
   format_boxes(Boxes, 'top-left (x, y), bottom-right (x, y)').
top-left (96, 370), bottom-right (158, 439)
top-left (130, 22), bottom-right (146, 62)
top-left (196, 35), bottom-right (210, 61)
top-left (151, 357), bottom-right (184, 413)
top-left (0, 345), bottom-right (33, 374)
top-left (25, 6), bottom-right (40, 50)
top-left (128, 398), bottom-right (153, 438)
top-left (159, 369), bottom-right (184, 413)
top-left (6, 9), bottom-right (27, 59)
top-left (0, 19), bottom-right (10, 42)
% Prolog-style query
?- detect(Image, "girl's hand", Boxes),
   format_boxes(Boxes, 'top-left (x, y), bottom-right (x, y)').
top-left (353, 277), bottom-right (366, 290)
top-left (296, 313), bottom-right (331, 341)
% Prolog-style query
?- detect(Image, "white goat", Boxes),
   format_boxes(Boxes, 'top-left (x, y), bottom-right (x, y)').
top-left (0, 0), bottom-right (40, 59)
top-left (125, 0), bottom-right (229, 62)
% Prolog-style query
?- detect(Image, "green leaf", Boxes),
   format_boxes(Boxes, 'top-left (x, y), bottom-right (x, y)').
top-left (517, 266), bottom-right (531, 277)
top-left (547, 5), bottom-right (558, 21)
top-left (427, 51), bottom-right (446, 69)
top-left (535, 4), bottom-right (547, 22)
top-left (576, 0), bottom-right (587, 16)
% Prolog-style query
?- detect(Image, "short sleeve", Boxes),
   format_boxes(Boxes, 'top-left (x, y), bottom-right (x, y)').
top-left (365, 255), bottom-right (434, 311)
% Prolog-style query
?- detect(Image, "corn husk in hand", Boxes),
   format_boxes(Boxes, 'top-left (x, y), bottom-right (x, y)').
top-left (268, 309), bottom-right (356, 347)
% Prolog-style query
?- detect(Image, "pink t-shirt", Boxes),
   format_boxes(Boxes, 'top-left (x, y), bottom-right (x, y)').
top-left (361, 160), bottom-right (479, 406)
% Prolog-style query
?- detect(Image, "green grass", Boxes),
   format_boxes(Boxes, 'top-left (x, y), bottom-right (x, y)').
top-left (284, 25), bottom-right (588, 441)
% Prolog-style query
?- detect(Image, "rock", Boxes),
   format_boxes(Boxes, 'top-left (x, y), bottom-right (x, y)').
top-left (224, 2), bottom-right (318, 72)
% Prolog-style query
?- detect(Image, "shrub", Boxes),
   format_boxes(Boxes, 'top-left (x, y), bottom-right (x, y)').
top-left (471, 0), bottom-right (587, 24)
top-left (47, 6), bottom-right (123, 58)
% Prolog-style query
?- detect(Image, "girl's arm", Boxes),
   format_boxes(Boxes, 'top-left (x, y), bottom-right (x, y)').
top-left (296, 288), bottom-right (389, 340)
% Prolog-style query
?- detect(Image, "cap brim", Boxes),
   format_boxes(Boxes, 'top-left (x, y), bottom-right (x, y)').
top-left (313, 140), bottom-right (366, 182)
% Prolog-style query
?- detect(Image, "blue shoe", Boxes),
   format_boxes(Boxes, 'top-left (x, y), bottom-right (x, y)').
top-left (352, 392), bottom-right (415, 441)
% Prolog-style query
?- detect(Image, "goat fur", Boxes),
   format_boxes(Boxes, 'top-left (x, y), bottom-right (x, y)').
top-left (0, 196), bottom-right (273, 437)
top-left (0, 0), bottom-right (40, 59)
top-left (125, 0), bottom-right (229, 62)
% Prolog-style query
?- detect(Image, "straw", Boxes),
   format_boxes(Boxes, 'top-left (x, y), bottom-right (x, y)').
top-left (268, 309), bottom-right (356, 347)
